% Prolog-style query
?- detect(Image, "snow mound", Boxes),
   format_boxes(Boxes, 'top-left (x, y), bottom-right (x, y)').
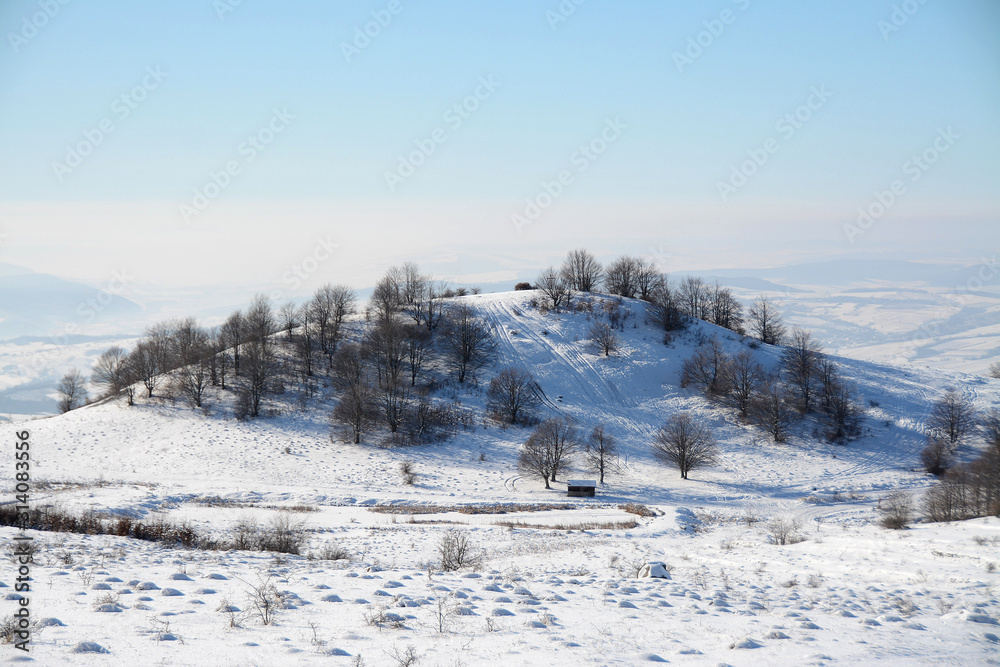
top-left (71, 641), bottom-right (110, 654)
top-left (638, 562), bottom-right (671, 579)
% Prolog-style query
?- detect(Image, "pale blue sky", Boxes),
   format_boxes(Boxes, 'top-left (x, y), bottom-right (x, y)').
top-left (0, 0), bottom-right (997, 290)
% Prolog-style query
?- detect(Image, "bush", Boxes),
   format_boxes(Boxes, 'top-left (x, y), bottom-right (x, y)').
top-left (486, 367), bottom-right (541, 424)
top-left (259, 511), bottom-right (306, 554)
top-left (589, 322), bottom-right (620, 357)
top-left (400, 460), bottom-right (417, 485)
top-left (514, 282), bottom-right (532, 291)
top-left (313, 542), bottom-right (351, 561)
top-left (438, 529), bottom-right (478, 571)
top-left (920, 437), bottom-right (951, 476)
top-left (878, 490), bottom-right (913, 529)
top-left (767, 517), bottom-right (803, 545)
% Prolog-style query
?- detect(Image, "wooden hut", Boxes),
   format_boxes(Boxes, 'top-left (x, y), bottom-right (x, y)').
top-left (567, 480), bottom-right (597, 498)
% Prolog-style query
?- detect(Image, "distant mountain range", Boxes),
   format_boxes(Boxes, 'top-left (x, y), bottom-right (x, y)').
top-left (0, 263), bottom-right (143, 340)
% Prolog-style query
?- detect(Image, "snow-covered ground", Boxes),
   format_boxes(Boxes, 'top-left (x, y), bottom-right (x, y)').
top-left (4, 290), bottom-right (1000, 665)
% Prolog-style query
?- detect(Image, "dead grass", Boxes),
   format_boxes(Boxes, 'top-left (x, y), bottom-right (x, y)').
top-left (493, 519), bottom-right (638, 531)
top-left (192, 496), bottom-right (318, 512)
top-left (370, 503), bottom-right (579, 515)
top-left (619, 503), bottom-right (656, 518)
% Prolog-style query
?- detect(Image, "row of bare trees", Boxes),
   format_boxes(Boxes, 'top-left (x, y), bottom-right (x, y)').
top-left (327, 263), bottom-right (497, 444)
top-left (919, 389), bottom-right (992, 476)
top-left (88, 294), bottom-right (284, 416)
top-left (923, 403), bottom-right (1000, 520)
top-left (680, 328), bottom-right (861, 442)
top-left (517, 418), bottom-right (621, 488)
top-left (84, 257), bottom-right (500, 437)
top-left (534, 249), bottom-right (789, 346)
top-left (516, 411), bottom-right (719, 486)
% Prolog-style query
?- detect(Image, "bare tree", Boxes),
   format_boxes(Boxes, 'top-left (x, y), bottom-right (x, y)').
top-left (173, 322), bottom-right (212, 408)
top-left (56, 368), bottom-right (88, 413)
top-left (651, 412), bottom-right (717, 479)
top-left (709, 282), bottom-right (744, 332)
top-left (927, 388), bottom-right (977, 449)
top-left (91, 346), bottom-right (135, 405)
top-left (441, 304), bottom-right (496, 384)
top-left (486, 366), bottom-right (541, 424)
top-left (370, 267), bottom-right (403, 321)
top-left (211, 330), bottom-right (232, 390)
top-left (680, 336), bottom-right (730, 396)
top-left (647, 278), bottom-right (685, 334)
top-left (678, 276), bottom-right (710, 320)
top-left (294, 303), bottom-right (315, 380)
top-left (403, 323), bottom-right (432, 387)
top-left (748, 296), bottom-right (785, 345)
top-left (416, 280), bottom-right (448, 330)
top-left (782, 328), bottom-right (822, 413)
top-left (221, 310), bottom-right (245, 375)
top-left (279, 301), bottom-right (298, 338)
top-left (331, 343), bottom-right (376, 444)
top-left (365, 316), bottom-right (407, 388)
top-left (241, 295), bottom-right (277, 418)
top-left (536, 266), bottom-right (570, 309)
top-left (245, 294), bottom-right (277, 343)
top-left (584, 423), bottom-right (618, 483)
top-left (723, 349), bottom-right (764, 418)
top-left (241, 338), bottom-right (274, 419)
top-left (750, 377), bottom-right (797, 442)
top-left (398, 262), bottom-right (425, 311)
top-left (365, 316), bottom-right (410, 434)
top-left (309, 284), bottom-right (356, 364)
top-left (144, 320), bottom-right (177, 376)
top-left (824, 380), bottom-right (862, 442)
top-left (604, 256), bottom-right (639, 298)
top-left (589, 321), bottom-right (620, 357)
top-left (518, 418), bottom-right (578, 489)
top-left (634, 258), bottom-right (661, 301)
top-left (129, 341), bottom-right (160, 397)
top-left (560, 249), bottom-right (602, 292)
top-left (989, 362), bottom-right (1000, 379)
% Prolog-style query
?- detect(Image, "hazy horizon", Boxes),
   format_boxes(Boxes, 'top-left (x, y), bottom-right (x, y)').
top-left (1, 0), bottom-right (997, 297)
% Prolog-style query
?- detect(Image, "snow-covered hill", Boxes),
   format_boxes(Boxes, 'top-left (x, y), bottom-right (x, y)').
top-left (5, 290), bottom-right (1000, 665)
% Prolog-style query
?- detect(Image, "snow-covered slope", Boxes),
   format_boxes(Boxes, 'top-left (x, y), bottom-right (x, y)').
top-left (5, 290), bottom-right (1000, 665)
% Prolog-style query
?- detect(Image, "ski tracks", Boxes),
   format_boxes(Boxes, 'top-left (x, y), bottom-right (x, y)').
top-left (482, 301), bottom-right (626, 410)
